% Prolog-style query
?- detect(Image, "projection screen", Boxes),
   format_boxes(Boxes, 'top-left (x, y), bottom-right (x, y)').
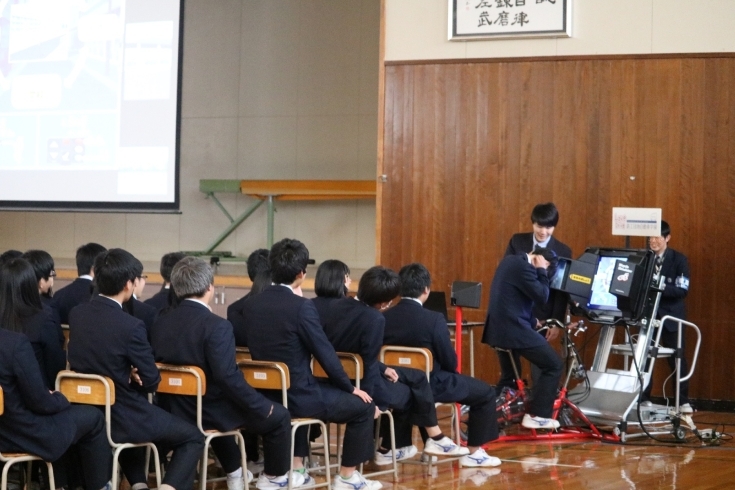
top-left (0, 0), bottom-right (183, 211)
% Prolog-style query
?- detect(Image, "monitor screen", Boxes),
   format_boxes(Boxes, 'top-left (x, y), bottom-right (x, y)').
top-left (0, 0), bottom-right (183, 211)
top-left (588, 255), bottom-right (628, 311)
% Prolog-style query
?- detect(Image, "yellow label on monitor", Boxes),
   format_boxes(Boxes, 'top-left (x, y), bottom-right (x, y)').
top-left (569, 274), bottom-right (592, 285)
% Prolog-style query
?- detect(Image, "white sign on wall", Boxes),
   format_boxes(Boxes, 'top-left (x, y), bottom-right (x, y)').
top-left (612, 208), bottom-right (662, 237)
top-left (449, 0), bottom-right (572, 41)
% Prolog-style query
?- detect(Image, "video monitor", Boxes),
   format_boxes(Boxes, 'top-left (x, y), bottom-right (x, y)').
top-left (552, 248), bottom-right (656, 323)
top-left (588, 255), bottom-right (628, 315)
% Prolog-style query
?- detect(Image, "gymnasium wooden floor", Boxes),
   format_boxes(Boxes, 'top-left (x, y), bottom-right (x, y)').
top-left (346, 411), bottom-right (735, 490)
top-left (194, 411), bottom-right (735, 490)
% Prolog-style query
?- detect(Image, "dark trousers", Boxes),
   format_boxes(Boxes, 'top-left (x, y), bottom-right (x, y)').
top-left (431, 374), bottom-right (498, 447)
top-left (380, 367), bottom-right (437, 448)
top-left (496, 343), bottom-right (562, 419)
top-left (243, 433), bottom-right (260, 462)
top-left (212, 404), bottom-right (291, 477)
top-left (53, 405), bottom-right (112, 490)
top-left (642, 328), bottom-right (690, 403)
top-left (293, 386), bottom-right (375, 468)
top-left (119, 414), bottom-right (203, 490)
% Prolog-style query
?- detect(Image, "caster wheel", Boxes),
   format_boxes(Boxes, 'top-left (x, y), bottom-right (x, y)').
top-left (674, 427), bottom-right (687, 441)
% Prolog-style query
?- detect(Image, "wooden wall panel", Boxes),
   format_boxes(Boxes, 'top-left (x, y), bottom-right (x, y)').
top-left (380, 56), bottom-right (735, 401)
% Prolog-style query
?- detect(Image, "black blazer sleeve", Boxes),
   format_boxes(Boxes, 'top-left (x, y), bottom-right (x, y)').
top-left (127, 324), bottom-right (161, 393)
top-left (297, 301), bottom-right (354, 393)
top-left (431, 316), bottom-right (458, 373)
top-left (662, 252), bottom-right (690, 301)
top-left (14, 336), bottom-right (69, 415)
top-left (205, 321), bottom-right (272, 418)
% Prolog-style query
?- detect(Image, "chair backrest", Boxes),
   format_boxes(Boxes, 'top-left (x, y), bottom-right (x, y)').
top-left (380, 346), bottom-right (433, 381)
top-left (312, 352), bottom-right (364, 387)
top-left (56, 370), bottom-right (116, 446)
top-left (239, 360), bottom-right (290, 408)
top-left (156, 364), bottom-right (207, 396)
top-left (156, 364), bottom-right (207, 432)
top-left (235, 347), bottom-right (252, 362)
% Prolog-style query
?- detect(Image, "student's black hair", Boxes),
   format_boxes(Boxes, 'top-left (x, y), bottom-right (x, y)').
top-left (268, 238), bottom-right (310, 285)
top-left (0, 250), bottom-right (23, 267)
top-left (398, 263), bottom-right (432, 299)
top-left (358, 266), bottom-right (400, 307)
top-left (21, 250), bottom-right (55, 282)
top-left (160, 252), bottom-right (187, 284)
top-left (0, 258), bottom-right (43, 333)
top-left (246, 249), bottom-right (270, 281)
top-left (250, 269), bottom-right (272, 296)
top-left (76, 243), bottom-right (107, 276)
top-left (93, 249), bottom-right (143, 296)
top-left (315, 260), bottom-right (351, 298)
top-left (660, 220), bottom-right (671, 238)
top-left (531, 246), bottom-right (559, 277)
top-left (530, 202), bottom-right (560, 227)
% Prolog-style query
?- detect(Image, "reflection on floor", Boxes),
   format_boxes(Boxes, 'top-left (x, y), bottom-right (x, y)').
top-left (358, 410), bottom-right (735, 490)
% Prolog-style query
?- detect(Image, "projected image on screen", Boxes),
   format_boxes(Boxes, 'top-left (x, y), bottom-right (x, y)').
top-left (588, 256), bottom-right (628, 310)
top-left (0, 0), bottom-right (181, 209)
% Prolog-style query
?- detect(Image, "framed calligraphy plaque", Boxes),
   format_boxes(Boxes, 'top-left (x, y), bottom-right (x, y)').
top-left (449, 0), bottom-right (572, 40)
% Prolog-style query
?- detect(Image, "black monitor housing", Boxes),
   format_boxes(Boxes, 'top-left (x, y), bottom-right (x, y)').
top-left (550, 248), bottom-right (657, 323)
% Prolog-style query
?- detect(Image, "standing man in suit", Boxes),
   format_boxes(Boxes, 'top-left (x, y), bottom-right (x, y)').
top-left (68, 248), bottom-right (204, 490)
top-left (642, 220), bottom-right (692, 412)
top-left (238, 238), bottom-right (381, 490)
top-left (151, 256), bottom-right (302, 490)
top-left (483, 248), bottom-right (564, 430)
top-left (383, 263), bottom-right (501, 468)
top-left (145, 252), bottom-right (186, 312)
top-left (52, 242), bottom-right (106, 324)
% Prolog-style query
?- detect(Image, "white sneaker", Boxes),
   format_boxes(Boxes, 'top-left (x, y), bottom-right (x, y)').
top-left (374, 444), bottom-right (417, 465)
top-left (227, 475), bottom-right (245, 490)
top-left (459, 468), bottom-right (501, 485)
top-left (521, 413), bottom-right (560, 430)
top-left (332, 471), bottom-right (382, 490)
top-left (295, 469), bottom-right (314, 486)
top-left (680, 403), bottom-right (694, 414)
top-left (227, 469), bottom-right (254, 489)
top-left (256, 471), bottom-right (306, 490)
top-left (459, 448), bottom-right (501, 468)
top-left (424, 436), bottom-right (470, 456)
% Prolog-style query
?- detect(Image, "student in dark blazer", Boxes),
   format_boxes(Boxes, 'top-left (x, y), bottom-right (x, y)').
top-left (227, 248), bottom-right (270, 342)
top-left (238, 239), bottom-right (381, 490)
top-left (311, 260), bottom-right (352, 327)
top-left (124, 273), bottom-right (158, 335)
top-left (151, 256), bottom-right (301, 490)
top-left (504, 202), bottom-right (573, 325)
top-left (21, 249), bottom-right (58, 309)
top-left (145, 252), bottom-right (186, 312)
top-left (0, 327), bottom-right (112, 490)
top-left (642, 220), bottom-right (693, 411)
top-left (0, 258), bottom-right (65, 390)
top-left (68, 249), bottom-right (203, 490)
top-left (52, 243), bottom-right (106, 324)
top-left (483, 248), bottom-right (564, 430)
top-left (383, 263), bottom-right (501, 468)
top-left (323, 266), bottom-right (464, 466)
